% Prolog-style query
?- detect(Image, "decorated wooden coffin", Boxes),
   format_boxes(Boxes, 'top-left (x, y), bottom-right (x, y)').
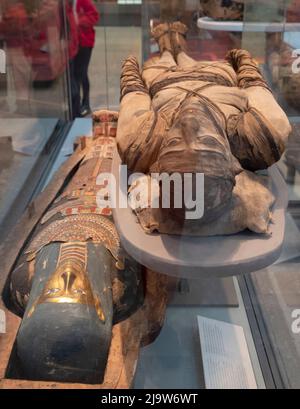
top-left (0, 111), bottom-right (173, 389)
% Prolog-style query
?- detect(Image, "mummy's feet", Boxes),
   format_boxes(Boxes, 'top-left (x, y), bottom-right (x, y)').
top-left (151, 23), bottom-right (173, 54)
top-left (170, 22), bottom-right (188, 58)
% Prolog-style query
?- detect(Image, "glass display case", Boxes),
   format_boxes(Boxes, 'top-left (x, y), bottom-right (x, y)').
top-left (135, 0), bottom-right (300, 390)
top-left (0, 0), bottom-right (71, 239)
top-left (0, 0), bottom-right (300, 391)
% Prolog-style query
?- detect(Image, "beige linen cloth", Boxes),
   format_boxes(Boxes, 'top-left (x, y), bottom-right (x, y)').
top-left (116, 48), bottom-right (291, 236)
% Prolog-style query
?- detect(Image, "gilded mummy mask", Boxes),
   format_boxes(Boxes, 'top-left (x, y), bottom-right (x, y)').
top-left (27, 243), bottom-right (105, 322)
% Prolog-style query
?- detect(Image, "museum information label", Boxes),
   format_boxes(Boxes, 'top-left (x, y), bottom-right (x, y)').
top-left (197, 316), bottom-right (257, 389)
top-left (0, 309), bottom-right (5, 334)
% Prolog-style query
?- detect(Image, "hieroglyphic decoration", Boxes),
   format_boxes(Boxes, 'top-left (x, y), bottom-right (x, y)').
top-left (40, 136), bottom-right (115, 225)
top-left (40, 202), bottom-right (112, 225)
top-left (84, 137), bottom-right (115, 161)
top-left (93, 111), bottom-right (119, 139)
top-left (61, 206), bottom-right (112, 217)
top-left (24, 110), bottom-right (124, 269)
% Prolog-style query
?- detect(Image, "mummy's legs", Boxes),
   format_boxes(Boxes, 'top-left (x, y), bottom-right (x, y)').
top-left (142, 51), bottom-right (177, 89)
top-left (176, 51), bottom-right (197, 69)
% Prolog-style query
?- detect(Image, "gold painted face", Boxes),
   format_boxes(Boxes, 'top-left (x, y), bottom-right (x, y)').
top-left (41, 262), bottom-right (91, 304)
top-left (27, 261), bottom-right (105, 322)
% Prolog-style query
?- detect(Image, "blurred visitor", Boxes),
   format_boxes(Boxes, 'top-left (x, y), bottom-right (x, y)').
top-left (0, 0), bottom-right (32, 115)
top-left (74, 0), bottom-right (99, 117)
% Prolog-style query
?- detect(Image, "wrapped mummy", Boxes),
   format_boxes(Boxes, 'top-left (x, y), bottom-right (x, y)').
top-left (117, 22), bottom-right (291, 236)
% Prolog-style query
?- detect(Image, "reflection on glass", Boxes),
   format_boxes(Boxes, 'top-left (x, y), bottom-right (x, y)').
top-left (0, 0), bottom-right (69, 237)
top-left (0, 0), bottom-right (69, 119)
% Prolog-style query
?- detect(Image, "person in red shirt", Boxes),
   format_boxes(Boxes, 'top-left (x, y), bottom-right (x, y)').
top-left (74, 0), bottom-right (99, 116)
top-left (66, 0), bottom-right (80, 118)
